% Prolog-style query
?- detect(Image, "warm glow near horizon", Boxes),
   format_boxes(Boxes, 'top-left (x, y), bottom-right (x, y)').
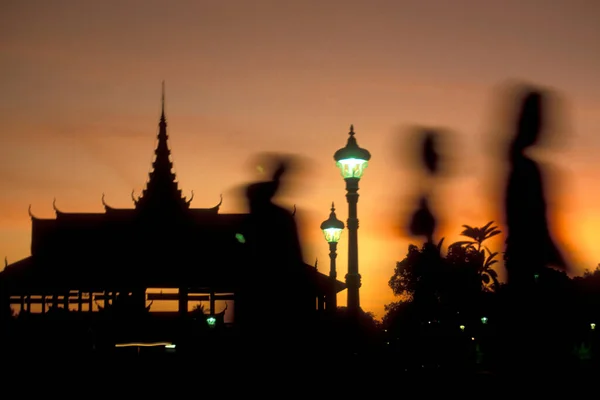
top-left (1, 0), bottom-right (600, 319)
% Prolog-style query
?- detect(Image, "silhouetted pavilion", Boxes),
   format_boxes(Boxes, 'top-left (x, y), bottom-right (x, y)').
top-left (0, 87), bottom-right (345, 325)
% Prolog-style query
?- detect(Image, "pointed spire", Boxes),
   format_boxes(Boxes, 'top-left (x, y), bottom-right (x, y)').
top-left (135, 82), bottom-right (188, 212)
top-left (349, 124), bottom-right (354, 136)
top-left (161, 80), bottom-right (166, 120)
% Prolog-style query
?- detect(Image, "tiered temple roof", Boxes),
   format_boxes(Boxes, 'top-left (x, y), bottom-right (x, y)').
top-left (1, 85), bottom-right (346, 296)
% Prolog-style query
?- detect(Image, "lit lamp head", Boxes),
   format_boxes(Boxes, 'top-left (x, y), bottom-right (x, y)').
top-left (333, 125), bottom-right (372, 180)
top-left (320, 202), bottom-right (345, 243)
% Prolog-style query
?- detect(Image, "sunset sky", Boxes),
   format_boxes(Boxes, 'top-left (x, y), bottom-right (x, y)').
top-left (1, 0), bottom-right (599, 318)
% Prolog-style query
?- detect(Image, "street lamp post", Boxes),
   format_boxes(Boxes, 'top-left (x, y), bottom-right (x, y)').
top-left (320, 202), bottom-right (345, 311)
top-left (333, 125), bottom-right (371, 313)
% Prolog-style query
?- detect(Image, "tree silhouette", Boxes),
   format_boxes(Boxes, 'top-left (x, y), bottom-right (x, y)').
top-left (445, 243), bottom-right (494, 291)
top-left (451, 221), bottom-right (501, 291)
top-left (389, 222), bottom-right (502, 308)
top-left (388, 239), bottom-right (446, 302)
top-left (385, 222), bottom-right (503, 351)
top-left (454, 221), bottom-right (501, 253)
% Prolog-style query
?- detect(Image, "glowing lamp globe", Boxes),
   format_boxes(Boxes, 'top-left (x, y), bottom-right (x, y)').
top-left (206, 316), bottom-right (216, 327)
top-left (320, 203), bottom-right (345, 243)
top-left (333, 125), bottom-right (372, 179)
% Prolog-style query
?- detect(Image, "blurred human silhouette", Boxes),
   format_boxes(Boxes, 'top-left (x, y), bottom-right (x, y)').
top-left (236, 154), bottom-right (314, 358)
top-left (498, 84), bottom-right (573, 375)
top-left (397, 127), bottom-right (457, 367)
top-left (403, 128), bottom-right (453, 244)
top-left (504, 87), bottom-right (568, 287)
top-left (409, 197), bottom-right (436, 245)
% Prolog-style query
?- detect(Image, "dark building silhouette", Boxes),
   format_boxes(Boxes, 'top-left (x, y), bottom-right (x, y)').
top-left (0, 87), bottom-right (345, 341)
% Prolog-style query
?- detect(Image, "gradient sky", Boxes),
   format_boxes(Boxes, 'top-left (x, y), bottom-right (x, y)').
top-left (1, 0), bottom-right (599, 318)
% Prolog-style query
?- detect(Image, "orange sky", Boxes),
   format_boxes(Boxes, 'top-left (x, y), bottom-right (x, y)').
top-left (1, 0), bottom-right (600, 318)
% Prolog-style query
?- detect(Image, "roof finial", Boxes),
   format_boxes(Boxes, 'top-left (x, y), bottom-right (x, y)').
top-left (161, 80), bottom-right (165, 117)
top-left (4, 256), bottom-right (7, 268)
top-left (349, 124), bottom-right (354, 136)
top-left (331, 202), bottom-right (335, 212)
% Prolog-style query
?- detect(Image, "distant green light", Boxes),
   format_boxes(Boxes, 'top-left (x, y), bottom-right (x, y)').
top-left (235, 233), bottom-right (245, 243)
top-left (481, 317), bottom-right (488, 324)
top-left (206, 316), bottom-right (216, 327)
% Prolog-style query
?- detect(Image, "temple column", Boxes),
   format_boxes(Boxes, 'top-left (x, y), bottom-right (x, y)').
top-left (63, 292), bottom-right (69, 310)
top-left (26, 295), bottom-right (31, 312)
top-left (41, 295), bottom-right (46, 314)
top-left (78, 291), bottom-right (83, 312)
top-left (209, 291), bottom-right (215, 315)
top-left (20, 295), bottom-right (25, 314)
top-left (318, 295), bottom-right (325, 312)
top-left (88, 292), bottom-right (93, 312)
top-left (104, 290), bottom-right (110, 308)
top-left (132, 288), bottom-right (146, 311)
top-left (179, 287), bottom-right (188, 316)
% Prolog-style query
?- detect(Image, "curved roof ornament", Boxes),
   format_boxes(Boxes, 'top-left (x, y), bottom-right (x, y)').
top-left (186, 190), bottom-right (195, 206)
top-left (131, 190), bottom-right (139, 206)
top-left (211, 194), bottom-right (223, 211)
top-left (218, 302), bottom-right (228, 315)
top-left (28, 204), bottom-right (36, 219)
top-left (102, 193), bottom-right (114, 211)
top-left (5, 256), bottom-right (8, 268)
top-left (52, 197), bottom-right (61, 214)
top-left (292, 204), bottom-right (297, 217)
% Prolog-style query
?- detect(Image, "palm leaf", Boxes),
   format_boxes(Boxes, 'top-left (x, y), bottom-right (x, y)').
top-left (484, 245), bottom-right (493, 256)
top-left (486, 229), bottom-right (502, 240)
top-left (437, 237), bottom-right (445, 252)
top-left (460, 225), bottom-right (477, 239)
top-left (481, 221), bottom-right (495, 232)
top-left (486, 252), bottom-right (499, 263)
top-left (453, 240), bottom-right (475, 247)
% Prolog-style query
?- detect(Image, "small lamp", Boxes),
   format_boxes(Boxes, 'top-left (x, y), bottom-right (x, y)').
top-left (333, 125), bottom-right (372, 180)
top-left (320, 202), bottom-right (345, 243)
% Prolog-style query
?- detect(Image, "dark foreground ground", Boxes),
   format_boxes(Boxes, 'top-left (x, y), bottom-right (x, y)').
top-left (2, 317), bottom-right (598, 395)
top-left (4, 347), bottom-right (598, 396)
